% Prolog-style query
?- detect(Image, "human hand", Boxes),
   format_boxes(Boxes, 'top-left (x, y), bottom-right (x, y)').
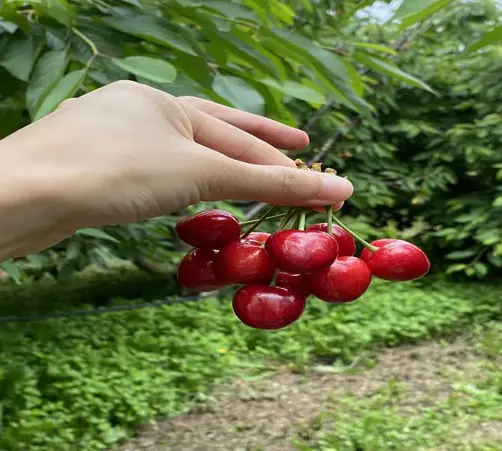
top-left (0, 81), bottom-right (352, 259)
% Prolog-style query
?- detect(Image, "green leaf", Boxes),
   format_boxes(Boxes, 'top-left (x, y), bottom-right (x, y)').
top-left (445, 263), bottom-right (467, 274)
top-left (172, 54), bottom-right (213, 88)
top-left (267, 29), bottom-right (350, 83)
top-left (139, 74), bottom-right (206, 98)
top-left (390, 0), bottom-right (454, 30)
top-left (473, 262), bottom-right (488, 277)
top-left (0, 34), bottom-right (34, 81)
top-left (299, 0), bottom-right (313, 13)
top-left (467, 26), bottom-right (502, 53)
top-left (270, 2), bottom-right (296, 25)
top-left (353, 52), bottom-right (436, 94)
top-left (26, 49), bottom-right (68, 118)
top-left (34, 69), bottom-right (87, 121)
top-left (343, 59), bottom-right (365, 97)
top-left (261, 29), bottom-right (368, 112)
top-left (37, 0), bottom-right (75, 27)
top-left (0, 20), bottom-right (18, 34)
top-left (351, 42), bottom-right (397, 55)
top-left (203, 1), bottom-right (258, 22)
top-left (102, 15), bottom-right (197, 56)
top-left (259, 78), bottom-right (326, 104)
top-left (111, 56), bottom-right (176, 84)
top-left (76, 228), bottom-right (120, 243)
top-left (65, 240), bottom-right (82, 260)
top-left (212, 75), bottom-right (265, 114)
top-left (493, 196), bottom-right (502, 208)
top-left (0, 260), bottom-right (22, 284)
top-left (227, 27), bottom-right (283, 79)
top-left (445, 250), bottom-right (477, 260)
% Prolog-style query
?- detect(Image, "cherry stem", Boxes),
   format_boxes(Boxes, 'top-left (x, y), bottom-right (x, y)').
top-left (239, 213), bottom-right (287, 226)
top-left (241, 205), bottom-right (278, 239)
top-left (279, 207), bottom-right (297, 230)
top-left (331, 214), bottom-right (378, 252)
top-left (270, 269), bottom-right (279, 286)
top-left (326, 205), bottom-right (334, 235)
top-left (298, 210), bottom-right (308, 231)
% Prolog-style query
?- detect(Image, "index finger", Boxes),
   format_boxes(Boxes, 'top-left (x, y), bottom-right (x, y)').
top-left (178, 97), bottom-right (310, 151)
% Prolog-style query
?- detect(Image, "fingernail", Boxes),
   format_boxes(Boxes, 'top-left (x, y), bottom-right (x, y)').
top-left (319, 174), bottom-right (353, 201)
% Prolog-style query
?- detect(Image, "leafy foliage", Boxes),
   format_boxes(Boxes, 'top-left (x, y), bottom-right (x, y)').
top-left (305, 0), bottom-right (502, 278)
top-left (0, 0), bottom-right (450, 281)
top-left (0, 278), bottom-right (501, 450)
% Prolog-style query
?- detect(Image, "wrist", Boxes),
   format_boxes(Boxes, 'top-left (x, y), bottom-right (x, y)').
top-left (0, 126), bottom-right (77, 262)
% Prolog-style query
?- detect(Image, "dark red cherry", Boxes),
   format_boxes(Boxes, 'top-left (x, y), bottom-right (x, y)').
top-left (265, 230), bottom-right (338, 274)
top-left (177, 248), bottom-right (225, 292)
top-left (232, 285), bottom-right (306, 330)
top-left (215, 241), bottom-right (275, 285)
top-left (175, 209), bottom-right (240, 249)
top-left (359, 239), bottom-right (398, 263)
top-left (366, 241), bottom-right (430, 281)
top-left (307, 223), bottom-right (356, 256)
top-left (306, 256), bottom-right (372, 303)
top-left (275, 272), bottom-right (311, 297)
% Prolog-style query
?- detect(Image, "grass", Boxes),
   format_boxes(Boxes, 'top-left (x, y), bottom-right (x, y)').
top-left (292, 323), bottom-right (502, 451)
top-left (0, 277), bottom-right (500, 450)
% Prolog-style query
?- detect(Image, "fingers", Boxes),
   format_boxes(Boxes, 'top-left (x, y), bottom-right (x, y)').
top-left (179, 96), bottom-right (309, 151)
top-left (182, 105), bottom-right (297, 168)
top-left (198, 153), bottom-right (353, 207)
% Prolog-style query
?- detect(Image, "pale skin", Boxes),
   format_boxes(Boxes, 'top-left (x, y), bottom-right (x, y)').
top-left (0, 81), bottom-right (353, 263)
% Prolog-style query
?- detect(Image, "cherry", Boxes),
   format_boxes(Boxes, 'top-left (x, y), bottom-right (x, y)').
top-left (275, 272), bottom-right (311, 297)
top-left (265, 230), bottom-right (338, 274)
top-left (359, 238), bottom-right (398, 262)
top-left (175, 209), bottom-right (240, 249)
top-left (244, 232), bottom-right (270, 245)
top-left (366, 241), bottom-right (430, 281)
top-left (215, 241), bottom-right (275, 285)
top-left (306, 256), bottom-right (372, 303)
top-left (307, 223), bottom-right (356, 256)
top-left (232, 285), bottom-right (306, 330)
top-left (177, 248), bottom-right (225, 292)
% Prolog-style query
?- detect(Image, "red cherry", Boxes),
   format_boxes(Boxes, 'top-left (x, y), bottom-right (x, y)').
top-left (265, 230), bottom-right (338, 274)
top-left (244, 232), bottom-right (270, 245)
top-left (215, 241), bottom-right (275, 285)
top-left (359, 239), bottom-right (398, 262)
top-left (306, 256), bottom-right (372, 303)
top-left (232, 285), bottom-right (306, 330)
top-left (366, 241), bottom-right (430, 281)
top-left (175, 209), bottom-right (240, 249)
top-left (177, 248), bottom-right (224, 292)
top-left (275, 272), bottom-right (311, 297)
top-left (307, 223), bottom-right (356, 256)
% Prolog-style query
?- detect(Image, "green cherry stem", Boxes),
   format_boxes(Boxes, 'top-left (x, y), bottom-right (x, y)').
top-left (326, 205), bottom-right (334, 235)
top-left (298, 210), bottom-right (308, 231)
top-left (331, 215), bottom-right (378, 252)
top-left (279, 207), bottom-right (297, 230)
top-left (269, 269), bottom-right (279, 286)
top-left (241, 205), bottom-right (278, 239)
top-left (239, 212), bottom-right (287, 226)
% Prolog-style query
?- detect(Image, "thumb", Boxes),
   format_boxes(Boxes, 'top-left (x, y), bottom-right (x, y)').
top-left (202, 160), bottom-right (353, 207)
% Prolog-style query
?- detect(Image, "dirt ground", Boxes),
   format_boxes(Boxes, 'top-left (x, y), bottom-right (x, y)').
top-left (116, 340), bottom-right (501, 451)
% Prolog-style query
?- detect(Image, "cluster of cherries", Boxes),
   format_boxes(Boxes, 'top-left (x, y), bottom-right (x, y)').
top-left (176, 162), bottom-right (430, 330)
